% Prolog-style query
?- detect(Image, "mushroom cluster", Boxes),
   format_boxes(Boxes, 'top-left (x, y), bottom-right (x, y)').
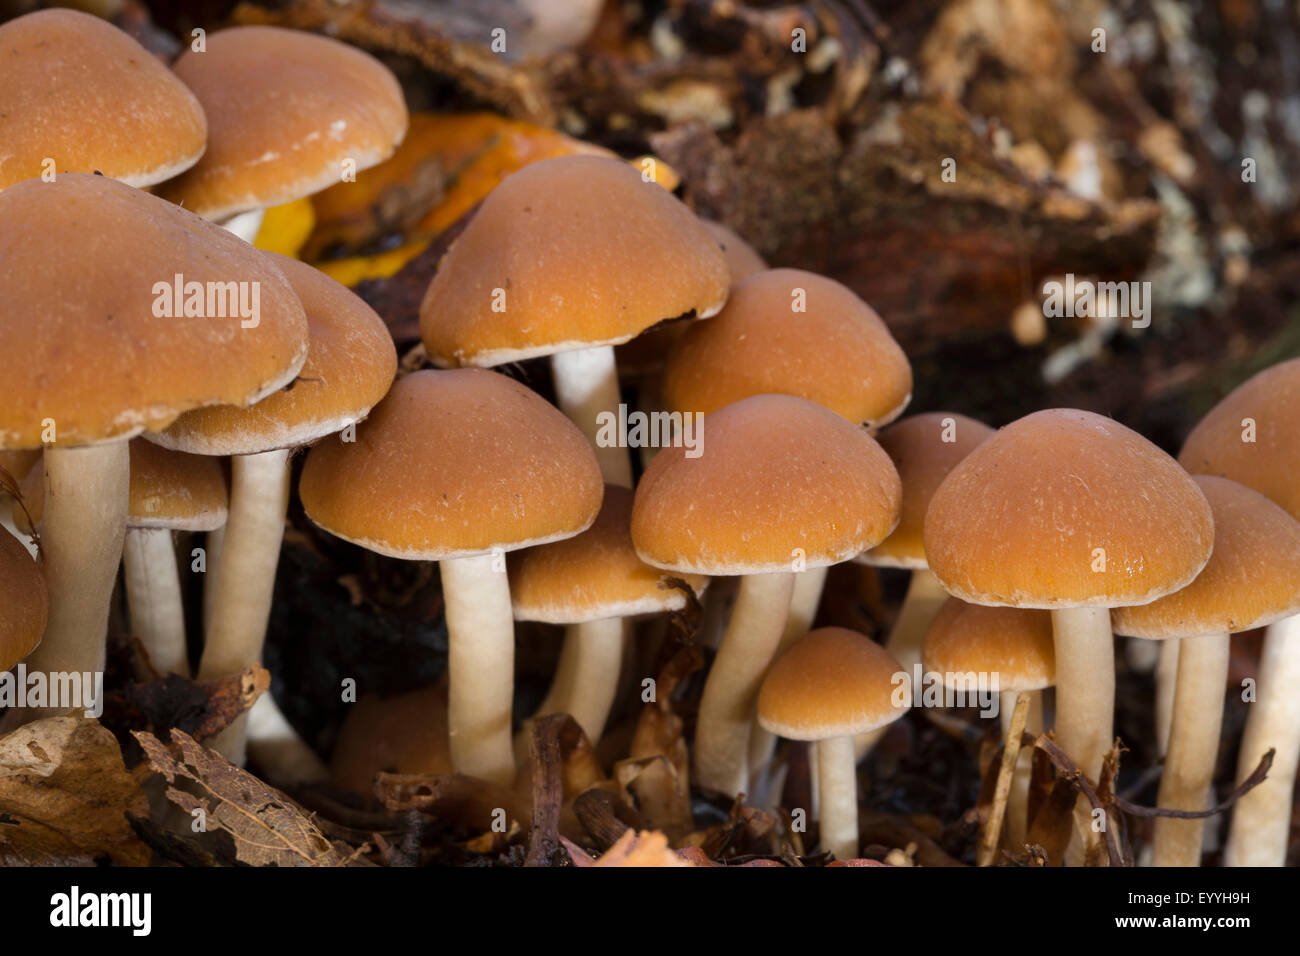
top-left (1, 7), bottom-right (1297, 871)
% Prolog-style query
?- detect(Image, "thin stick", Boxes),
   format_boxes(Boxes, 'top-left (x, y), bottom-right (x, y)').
top-left (979, 691), bottom-right (1029, 866)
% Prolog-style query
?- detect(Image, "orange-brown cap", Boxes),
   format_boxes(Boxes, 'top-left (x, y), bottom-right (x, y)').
top-left (159, 26), bottom-right (408, 220)
top-left (19, 439), bottom-right (228, 532)
top-left (660, 269), bottom-right (912, 428)
top-left (757, 627), bottom-right (908, 739)
top-left (0, 9), bottom-right (206, 192)
top-left (1113, 476), bottom-right (1300, 638)
top-left (0, 174), bottom-right (308, 450)
top-left (0, 524), bottom-right (47, 671)
top-left (330, 681), bottom-right (452, 799)
top-left (511, 485), bottom-right (708, 623)
top-left (300, 369), bottom-right (603, 559)
top-left (420, 155), bottom-right (730, 366)
top-left (631, 394), bottom-right (902, 575)
top-left (921, 598), bottom-right (1055, 692)
top-left (924, 409), bottom-right (1214, 608)
top-left (0, 450), bottom-right (40, 483)
top-left (699, 219), bottom-right (766, 283)
top-left (1179, 358), bottom-right (1300, 520)
top-left (859, 413), bottom-right (994, 568)
top-left (152, 253), bottom-right (397, 456)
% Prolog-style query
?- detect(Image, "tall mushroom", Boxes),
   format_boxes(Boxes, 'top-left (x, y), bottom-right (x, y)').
top-left (18, 440), bottom-right (227, 679)
top-left (0, 8), bottom-right (206, 194)
top-left (631, 394), bottom-right (901, 794)
top-left (510, 484), bottom-right (708, 747)
top-left (0, 174), bottom-right (307, 726)
top-left (419, 153), bottom-right (730, 489)
top-left (1113, 476), bottom-right (1300, 866)
top-left (149, 252), bottom-right (397, 764)
top-left (924, 409), bottom-right (1214, 862)
top-left (159, 25), bottom-right (408, 240)
top-left (757, 627), bottom-right (908, 860)
top-left (922, 598), bottom-right (1055, 850)
top-left (300, 369), bottom-right (603, 785)
top-left (1176, 357), bottom-right (1300, 866)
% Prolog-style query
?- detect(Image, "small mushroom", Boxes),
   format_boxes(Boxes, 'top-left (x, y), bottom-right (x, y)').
top-left (510, 484), bottom-right (708, 748)
top-left (300, 369), bottom-right (603, 785)
top-left (159, 26), bottom-right (408, 239)
top-left (758, 627), bottom-right (908, 860)
top-left (922, 598), bottom-right (1055, 849)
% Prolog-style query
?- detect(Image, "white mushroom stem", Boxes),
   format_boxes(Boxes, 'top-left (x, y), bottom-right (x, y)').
top-left (1052, 605), bottom-right (1115, 864)
top-left (441, 552), bottom-right (517, 786)
top-left (10, 443), bottom-right (129, 724)
top-left (816, 735), bottom-right (859, 860)
top-left (550, 345), bottom-right (633, 489)
top-left (1155, 638), bottom-right (1179, 756)
top-left (202, 525), bottom-right (225, 634)
top-left (123, 527), bottom-right (190, 678)
top-left (853, 567), bottom-right (949, 761)
top-left (1001, 689), bottom-right (1044, 849)
top-left (1154, 632), bottom-right (1229, 867)
top-left (245, 692), bottom-right (330, 788)
top-left (1224, 612), bottom-right (1300, 866)
top-left (528, 617), bottom-right (624, 743)
top-left (884, 567), bottom-right (950, 673)
top-left (748, 565), bottom-right (829, 786)
top-left (220, 208), bottom-right (266, 244)
top-left (197, 448), bottom-right (291, 764)
top-left (695, 571), bottom-right (795, 794)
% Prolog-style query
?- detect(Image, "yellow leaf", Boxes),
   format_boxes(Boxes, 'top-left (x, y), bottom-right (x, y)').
top-left (254, 198), bottom-right (316, 258)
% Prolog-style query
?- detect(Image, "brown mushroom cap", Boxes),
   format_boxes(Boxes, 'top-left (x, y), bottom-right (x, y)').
top-left (859, 412), bottom-right (995, 568)
top-left (0, 524), bottom-right (47, 671)
top-left (0, 174), bottom-right (308, 449)
top-left (159, 26), bottom-right (408, 220)
top-left (510, 485), bottom-right (708, 624)
top-left (699, 219), bottom-right (766, 283)
top-left (152, 253), bottom-right (397, 456)
top-left (20, 439), bottom-right (228, 533)
top-left (300, 369), bottom-right (603, 559)
top-left (631, 394), bottom-right (902, 575)
top-left (419, 155), bottom-right (730, 367)
top-left (1179, 358), bottom-right (1300, 520)
top-left (757, 627), bottom-right (908, 739)
top-left (921, 598), bottom-right (1056, 692)
top-left (330, 682), bottom-right (452, 799)
top-left (0, 450), bottom-right (40, 483)
top-left (660, 269), bottom-right (913, 428)
top-left (924, 408), bottom-right (1214, 609)
top-left (0, 9), bottom-right (207, 192)
top-left (1113, 476), bottom-right (1300, 638)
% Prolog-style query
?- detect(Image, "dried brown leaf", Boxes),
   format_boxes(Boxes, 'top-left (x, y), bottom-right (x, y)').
top-left (0, 717), bottom-right (149, 865)
top-left (134, 728), bottom-right (357, 867)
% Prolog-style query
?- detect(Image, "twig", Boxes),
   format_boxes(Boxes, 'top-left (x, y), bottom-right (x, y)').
top-left (978, 691), bottom-right (1028, 866)
top-left (1115, 749), bottom-right (1274, 819)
